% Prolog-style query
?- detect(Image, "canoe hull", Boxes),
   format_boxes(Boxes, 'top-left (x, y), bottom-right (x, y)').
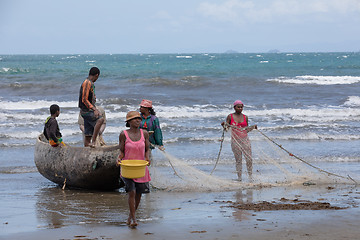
top-left (34, 134), bottom-right (122, 190)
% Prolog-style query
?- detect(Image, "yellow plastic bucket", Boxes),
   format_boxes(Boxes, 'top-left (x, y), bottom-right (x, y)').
top-left (120, 160), bottom-right (148, 179)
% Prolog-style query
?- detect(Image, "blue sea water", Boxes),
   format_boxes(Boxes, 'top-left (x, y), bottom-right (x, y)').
top-left (0, 52), bottom-right (359, 174)
top-left (1, 53), bottom-right (359, 159)
top-left (0, 52), bottom-right (360, 236)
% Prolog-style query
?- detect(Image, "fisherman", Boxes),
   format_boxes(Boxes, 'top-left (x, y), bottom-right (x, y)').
top-left (78, 67), bottom-right (104, 147)
top-left (43, 104), bottom-right (64, 147)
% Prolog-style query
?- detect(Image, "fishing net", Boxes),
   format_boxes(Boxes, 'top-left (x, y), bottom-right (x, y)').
top-left (149, 126), bottom-right (357, 192)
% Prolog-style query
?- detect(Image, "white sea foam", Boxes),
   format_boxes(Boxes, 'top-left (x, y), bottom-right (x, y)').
top-left (0, 100), bottom-right (78, 110)
top-left (248, 107), bottom-right (360, 123)
top-left (63, 55), bottom-right (78, 59)
top-left (176, 55), bottom-right (192, 59)
top-left (2, 103), bottom-right (359, 125)
top-left (0, 112), bottom-right (48, 122)
top-left (105, 105), bottom-right (230, 120)
top-left (344, 96), bottom-right (360, 107)
top-left (104, 111), bottom-right (128, 120)
top-left (164, 132), bottom-right (360, 143)
top-left (101, 126), bottom-right (127, 134)
top-left (262, 122), bottom-right (346, 131)
top-left (152, 105), bottom-right (230, 119)
top-left (268, 75), bottom-right (360, 85)
top-left (275, 133), bottom-right (360, 141)
top-left (2, 130), bottom-right (42, 139)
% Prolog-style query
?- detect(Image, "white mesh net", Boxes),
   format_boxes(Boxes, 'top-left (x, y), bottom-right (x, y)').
top-left (149, 127), bottom-right (357, 192)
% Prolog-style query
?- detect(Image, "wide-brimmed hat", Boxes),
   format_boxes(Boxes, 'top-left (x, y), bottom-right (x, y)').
top-left (125, 111), bottom-right (141, 122)
top-left (140, 99), bottom-right (153, 108)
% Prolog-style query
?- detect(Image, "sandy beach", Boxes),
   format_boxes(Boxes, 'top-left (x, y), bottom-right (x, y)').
top-left (1, 52), bottom-right (360, 240)
top-left (1, 183), bottom-right (359, 240)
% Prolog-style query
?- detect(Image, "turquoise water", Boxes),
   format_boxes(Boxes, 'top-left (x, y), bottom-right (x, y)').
top-left (1, 53), bottom-right (359, 157)
top-left (0, 52), bottom-right (359, 236)
top-left (0, 52), bottom-right (359, 176)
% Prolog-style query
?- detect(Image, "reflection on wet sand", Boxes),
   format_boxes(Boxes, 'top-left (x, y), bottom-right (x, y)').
top-left (35, 187), bottom-right (154, 228)
top-left (232, 190), bottom-right (253, 221)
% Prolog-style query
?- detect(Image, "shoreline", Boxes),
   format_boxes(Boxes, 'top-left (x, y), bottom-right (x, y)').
top-left (3, 209), bottom-right (359, 240)
top-left (1, 183), bottom-right (359, 240)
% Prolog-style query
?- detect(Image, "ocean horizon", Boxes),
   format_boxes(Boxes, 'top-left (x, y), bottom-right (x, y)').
top-left (1, 51), bottom-right (359, 236)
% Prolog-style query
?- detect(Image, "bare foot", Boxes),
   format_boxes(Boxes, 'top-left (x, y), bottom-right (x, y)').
top-left (130, 220), bottom-right (138, 227)
top-left (126, 217), bottom-right (131, 225)
top-left (128, 217), bottom-right (138, 228)
top-left (88, 143), bottom-right (95, 148)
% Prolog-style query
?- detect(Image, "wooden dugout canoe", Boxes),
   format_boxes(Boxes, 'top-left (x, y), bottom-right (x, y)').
top-left (34, 134), bottom-right (123, 190)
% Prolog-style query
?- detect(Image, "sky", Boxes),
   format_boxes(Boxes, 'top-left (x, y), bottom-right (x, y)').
top-left (1, 0), bottom-right (360, 54)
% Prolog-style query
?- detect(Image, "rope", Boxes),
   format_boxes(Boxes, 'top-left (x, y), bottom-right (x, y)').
top-left (210, 123), bottom-right (255, 174)
top-left (210, 127), bottom-right (225, 175)
top-left (150, 143), bottom-right (183, 179)
top-left (255, 128), bottom-right (358, 184)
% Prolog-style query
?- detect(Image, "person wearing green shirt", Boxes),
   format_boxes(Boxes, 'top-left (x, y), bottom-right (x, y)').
top-left (139, 99), bottom-right (164, 151)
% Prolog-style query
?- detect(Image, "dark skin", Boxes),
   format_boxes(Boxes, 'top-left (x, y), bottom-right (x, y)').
top-left (139, 106), bottom-right (165, 150)
top-left (117, 117), bottom-right (150, 227)
top-left (49, 110), bottom-right (63, 147)
top-left (84, 73), bottom-right (104, 148)
top-left (222, 104), bottom-right (257, 132)
top-left (221, 103), bottom-right (257, 180)
top-left (139, 106), bottom-right (150, 118)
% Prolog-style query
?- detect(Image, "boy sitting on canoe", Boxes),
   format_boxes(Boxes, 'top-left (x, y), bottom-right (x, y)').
top-left (43, 104), bottom-right (64, 147)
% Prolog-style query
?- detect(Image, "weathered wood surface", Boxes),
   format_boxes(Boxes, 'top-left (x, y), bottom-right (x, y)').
top-left (34, 134), bottom-right (122, 190)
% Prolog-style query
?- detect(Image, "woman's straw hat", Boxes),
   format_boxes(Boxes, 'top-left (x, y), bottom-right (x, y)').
top-left (125, 111), bottom-right (141, 122)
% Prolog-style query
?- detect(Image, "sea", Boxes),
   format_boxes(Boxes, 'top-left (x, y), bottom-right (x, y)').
top-left (0, 53), bottom-right (360, 235)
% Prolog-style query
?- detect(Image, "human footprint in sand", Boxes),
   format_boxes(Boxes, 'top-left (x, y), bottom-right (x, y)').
top-left (222, 100), bottom-right (257, 181)
top-left (117, 111), bottom-right (151, 227)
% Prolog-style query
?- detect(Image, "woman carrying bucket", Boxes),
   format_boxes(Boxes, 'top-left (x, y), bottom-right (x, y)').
top-left (222, 100), bottom-right (257, 181)
top-left (117, 111), bottom-right (151, 227)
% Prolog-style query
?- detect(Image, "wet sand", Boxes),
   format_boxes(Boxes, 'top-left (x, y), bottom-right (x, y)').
top-left (1, 183), bottom-right (359, 240)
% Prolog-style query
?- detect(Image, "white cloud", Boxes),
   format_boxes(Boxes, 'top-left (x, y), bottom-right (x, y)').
top-left (198, 0), bottom-right (360, 24)
top-left (152, 10), bottom-right (173, 20)
top-left (198, 0), bottom-right (254, 24)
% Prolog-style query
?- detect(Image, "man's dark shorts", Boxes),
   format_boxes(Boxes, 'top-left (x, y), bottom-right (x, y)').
top-left (121, 177), bottom-right (150, 194)
top-left (81, 110), bottom-right (102, 136)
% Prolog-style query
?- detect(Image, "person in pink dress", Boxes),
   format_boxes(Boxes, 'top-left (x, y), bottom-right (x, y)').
top-left (117, 111), bottom-right (151, 227)
top-left (222, 100), bottom-right (257, 181)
